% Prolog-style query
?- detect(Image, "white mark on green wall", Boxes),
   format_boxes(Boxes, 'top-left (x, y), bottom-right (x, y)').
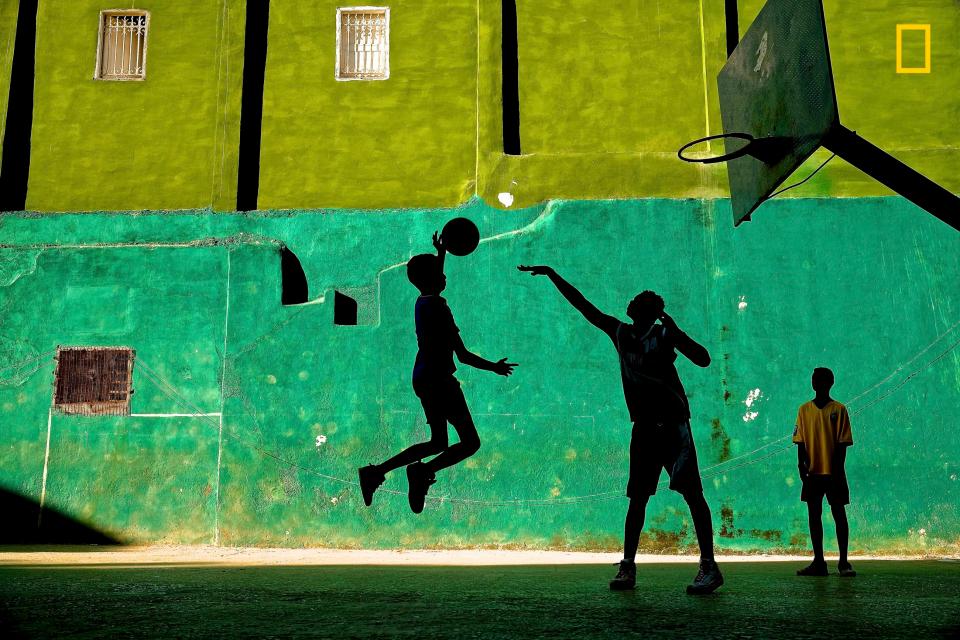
top-left (743, 388), bottom-right (762, 422)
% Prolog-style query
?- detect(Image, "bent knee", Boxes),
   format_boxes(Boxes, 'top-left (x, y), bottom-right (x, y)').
top-left (462, 437), bottom-right (481, 455)
top-left (425, 433), bottom-right (449, 452)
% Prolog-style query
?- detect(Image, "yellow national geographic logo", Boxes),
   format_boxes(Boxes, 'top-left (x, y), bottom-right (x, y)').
top-left (896, 24), bottom-right (931, 74)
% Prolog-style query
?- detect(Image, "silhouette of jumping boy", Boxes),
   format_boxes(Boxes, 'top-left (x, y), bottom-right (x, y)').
top-left (793, 367), bottom-right (856, 577)
top-left (359, 233), bottom-right (517, 513)
top-left (518, 265), bottom-right (722, 595)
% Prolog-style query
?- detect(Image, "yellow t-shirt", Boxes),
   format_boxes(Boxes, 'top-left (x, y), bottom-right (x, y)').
top-left (792, 400), bottom-right (853, 475)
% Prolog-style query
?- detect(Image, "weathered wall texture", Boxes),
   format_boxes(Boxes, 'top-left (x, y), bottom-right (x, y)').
top-left (258, 0), bottom-right (479, 209)
top-left (5, 1), bottom-right (957, 211)
top-left (24, 0), bottom-right (245, 212)
top-left (2, 197), bottom-right (958, 552)
top-left (0, 0), bottom-right (18, 148)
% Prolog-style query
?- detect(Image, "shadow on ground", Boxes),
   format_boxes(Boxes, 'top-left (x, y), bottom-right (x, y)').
top-left (0, 561), bottom-right (958, 638)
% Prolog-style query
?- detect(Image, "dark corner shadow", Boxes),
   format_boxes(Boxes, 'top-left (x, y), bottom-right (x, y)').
top-left (0, 487), bottom-right (121, 545)
top-left (938, 625), bottom-right (960, 640)
top-left (280, 244), bottom-right (309, 305)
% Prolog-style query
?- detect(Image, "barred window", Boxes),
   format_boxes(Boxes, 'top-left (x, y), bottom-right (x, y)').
top-left (53, 347), bottom-right (135, 416)
top-left (336, 7), bottom-right (389, 80)
top-left (95, 11), bottom-right (149, 80)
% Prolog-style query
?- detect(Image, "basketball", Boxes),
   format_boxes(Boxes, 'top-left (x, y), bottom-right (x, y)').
top-left (441, 217), bottom-right (480, 256)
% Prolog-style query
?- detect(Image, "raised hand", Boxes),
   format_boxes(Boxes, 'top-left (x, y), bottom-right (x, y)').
top-left (517, 265), bottom-right (554, 277)
top-left (492, 357), bottom-right (518, 377)
top-left (659, 311), bottom-right (680, 332)
top-left (432, 230), bottom-right (445, 254)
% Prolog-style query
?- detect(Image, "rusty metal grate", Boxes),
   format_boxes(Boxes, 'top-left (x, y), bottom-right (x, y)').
top-left (53, 347), bottom-right (135, 416)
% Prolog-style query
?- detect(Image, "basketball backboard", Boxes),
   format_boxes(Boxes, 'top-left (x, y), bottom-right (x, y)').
top-left (717, 0), bottom-right (839, 226)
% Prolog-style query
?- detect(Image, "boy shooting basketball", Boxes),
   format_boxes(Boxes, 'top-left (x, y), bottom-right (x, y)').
top-left (518, 265), bottom-right (723, 595)
top-left (793, 367), bottom-right (856, 577)
top-left (359, 232), bottom-right (517, 513)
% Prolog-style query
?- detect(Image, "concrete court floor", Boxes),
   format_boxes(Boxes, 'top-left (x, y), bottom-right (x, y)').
top-left (1, 550), bottom-right (958, 639)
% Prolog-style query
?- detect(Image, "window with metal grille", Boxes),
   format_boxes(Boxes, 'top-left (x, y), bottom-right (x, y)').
top-left (53, 347), bottom-right (135, 416)
top-left (336, 7), bottom-right (389, 80)
top-left (95, 11), bottom-right (149, 80)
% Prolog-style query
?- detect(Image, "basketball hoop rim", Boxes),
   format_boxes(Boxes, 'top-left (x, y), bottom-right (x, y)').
top-left (677, 132), bottom-right (756, 164)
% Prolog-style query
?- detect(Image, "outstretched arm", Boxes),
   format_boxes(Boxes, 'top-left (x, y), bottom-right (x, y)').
top-left (517, 265), bottom-right (619, 335)
top-left (453, 335), bottom-right (517, 376)
top-left (659, 311), bottom-right (711, 367)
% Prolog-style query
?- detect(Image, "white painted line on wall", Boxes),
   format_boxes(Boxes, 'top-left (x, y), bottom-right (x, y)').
top-left (37, 409), bottom-right (53, 528)
top-left (130, 413), bottom-right (222, 418)
top-left (214, 250), bottom-right (232, 547)
top-left (474, 0), bottom-right (481, 192)
top-left (697, 0), bottom-right (712, 152)
top-left (214, 413), bottom-right (224, 546)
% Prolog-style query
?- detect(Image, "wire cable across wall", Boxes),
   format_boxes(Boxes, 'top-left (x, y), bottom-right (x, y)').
top-left (5, 315), bottom-right (959, 508)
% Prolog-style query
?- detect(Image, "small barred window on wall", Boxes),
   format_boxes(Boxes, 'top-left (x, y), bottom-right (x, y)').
top-left (95, 10), bottom-right (149, 80)
top-left (336, 7), bottom-right (389, 80)
top-left (53, 347), bottom-right (135, 416)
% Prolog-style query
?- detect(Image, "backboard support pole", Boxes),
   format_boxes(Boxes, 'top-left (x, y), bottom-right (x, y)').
top-left (823, 125), bottom-right (960, 231)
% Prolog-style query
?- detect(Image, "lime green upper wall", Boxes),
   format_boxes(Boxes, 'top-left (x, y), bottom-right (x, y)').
top-left (258, 0), bottom-right (479, 209)
top-left (477, 0), bottom-right (718, 206)
top-left (517, 2), bottom-right (708, 155)
top-left (482, 0), bottom-right (960, 208)
top-left (0, 0), bottom-right (19, 149)
top-left (25, 0), bottom-right (245, 212)
top-left (11, 0), bottom-right (960, 211)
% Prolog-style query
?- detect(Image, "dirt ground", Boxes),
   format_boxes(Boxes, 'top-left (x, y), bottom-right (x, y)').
top-left (1, 548), bottom-right (958, 639)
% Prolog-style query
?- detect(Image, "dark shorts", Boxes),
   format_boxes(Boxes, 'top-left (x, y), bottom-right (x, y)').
top-left (413, 375), bottom-right (471, 428)
top-left (801, 474), bottom-right (850, 506)
top-left (627, 420), bottom-right (703, 498)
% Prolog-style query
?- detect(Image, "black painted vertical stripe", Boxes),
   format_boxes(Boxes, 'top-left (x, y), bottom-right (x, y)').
top-left (0, 0), bottom-right (38, 212)
top-left (236, 0), bottom-right (270, 212)
top-left (501, 0), bottom-right (520, 156)
top-left (725, 0), bottom-right (739, 57)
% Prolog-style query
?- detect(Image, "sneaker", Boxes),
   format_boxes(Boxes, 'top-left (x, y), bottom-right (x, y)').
top-left (838, 562), bottom-right (857, 577)
top-left (609, 559), bottom-right (636, 591)
top-left (358, 465), bottom-right (385, 507)
top-left (686, 559), bottom-right (724, 595)
top-left (796, 560), bottom-right (829, 576)
top-left (406, 462), bottom-right (435, 514)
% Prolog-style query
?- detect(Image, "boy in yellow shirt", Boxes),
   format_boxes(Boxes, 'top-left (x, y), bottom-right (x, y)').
top-left (793, 367), bottom-right (856, 577)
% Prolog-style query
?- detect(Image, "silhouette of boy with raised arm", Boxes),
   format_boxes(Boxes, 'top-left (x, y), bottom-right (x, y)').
top-left (359, 233), bottom-right (517, 513)
top-left (793, 367), bottom-right (856, 577)
top-left (518, 265), bottom-right (723, 595)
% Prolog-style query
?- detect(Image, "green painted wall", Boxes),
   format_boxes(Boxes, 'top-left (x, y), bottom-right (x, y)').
top-left (2, 197), bottom-right (958, 552)
top-left (0, 0), bottom-right (18, 150)
top-left (25, 0), bottom-right (245, 212)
